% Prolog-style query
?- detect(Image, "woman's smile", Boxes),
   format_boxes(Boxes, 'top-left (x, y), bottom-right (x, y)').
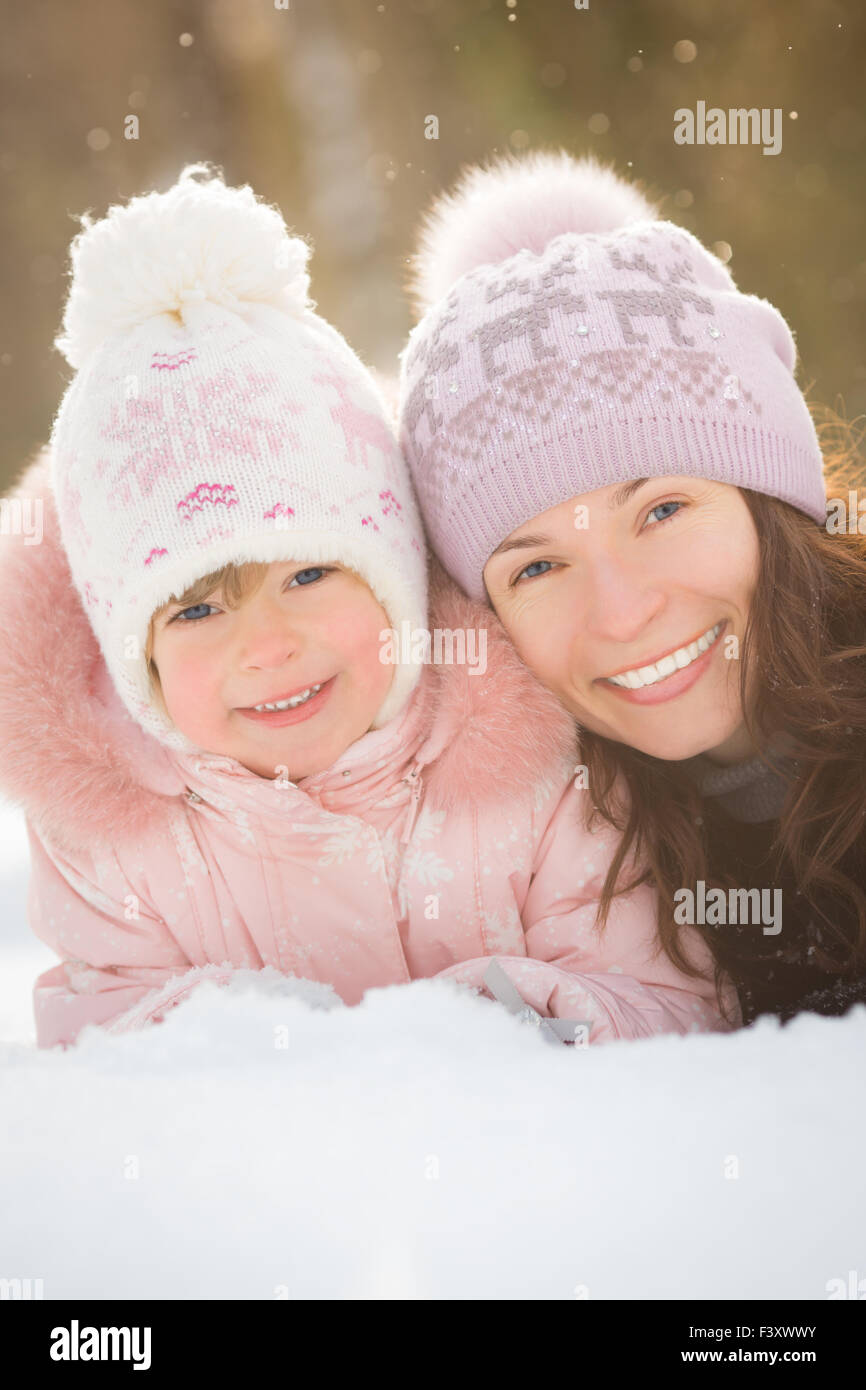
top-left (596, 620), bottom-right (727, 706)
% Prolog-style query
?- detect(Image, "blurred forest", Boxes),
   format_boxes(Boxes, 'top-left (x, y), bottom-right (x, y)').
top-left (2, 0), bottom-right (865, 486)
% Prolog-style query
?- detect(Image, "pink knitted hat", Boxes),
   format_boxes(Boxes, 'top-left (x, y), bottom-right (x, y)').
top-left (49, 164), bottom-right (428, 750)
top-left (397, 150), bottom-right (827, 602)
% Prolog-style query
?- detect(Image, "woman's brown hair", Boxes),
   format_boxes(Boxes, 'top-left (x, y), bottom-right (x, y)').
top-left (580, 405), bottom-right (866, 1021)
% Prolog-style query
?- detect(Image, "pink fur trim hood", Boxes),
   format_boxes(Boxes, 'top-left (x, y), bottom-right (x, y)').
top-left (0, 449), bottom-right (578, 855)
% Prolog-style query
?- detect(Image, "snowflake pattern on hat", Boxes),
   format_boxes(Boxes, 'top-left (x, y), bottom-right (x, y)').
top-left (399, 215), bottom-right (827, 601)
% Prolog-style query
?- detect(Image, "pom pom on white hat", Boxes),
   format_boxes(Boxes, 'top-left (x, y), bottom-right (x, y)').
top-left (56, 163), bottom-right (313, 370)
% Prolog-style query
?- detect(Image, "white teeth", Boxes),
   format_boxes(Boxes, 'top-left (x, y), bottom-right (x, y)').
top-left (253, 682), bottom-right (322, 712)
top-left (605, 623), bottom-right (722, 689)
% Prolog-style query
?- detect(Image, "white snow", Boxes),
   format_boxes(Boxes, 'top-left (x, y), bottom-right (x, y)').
top-left (1, 797), bottom-right (864, 1300)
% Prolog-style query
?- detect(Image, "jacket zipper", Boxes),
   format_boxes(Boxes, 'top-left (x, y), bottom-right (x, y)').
top-left (399, 763), bottom-right (424, 844)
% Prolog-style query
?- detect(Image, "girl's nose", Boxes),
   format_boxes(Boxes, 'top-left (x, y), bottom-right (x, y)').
top-left (235, 599), bottom-right (303, 670)
top-left (580, 553), bottom-right (666, 645)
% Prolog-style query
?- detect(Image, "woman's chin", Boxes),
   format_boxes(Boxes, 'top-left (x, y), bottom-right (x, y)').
top-left (575, 678), bottom-right (746, 764)
top-left (587, 712), bottom-right (746, 764)
top-left (629, 723), bottom-right (746, 763)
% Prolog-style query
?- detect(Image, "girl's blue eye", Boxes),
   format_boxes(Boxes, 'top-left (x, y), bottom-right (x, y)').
top-left (176, 603), bottom-right (215, 622)
top-left (169, 567), bottom-right (332, 622)
top-left (513, 559), bottom-right (554, 585)
top-left (646, 500), bottom-right (682, 526)
top-left (289, 567), bottom-right (329, 586)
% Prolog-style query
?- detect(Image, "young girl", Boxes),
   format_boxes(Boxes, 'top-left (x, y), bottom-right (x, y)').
top-left (0, 165), bottom-right (739, 1049)
top-left (396, 149), bottom-right (866, 1028)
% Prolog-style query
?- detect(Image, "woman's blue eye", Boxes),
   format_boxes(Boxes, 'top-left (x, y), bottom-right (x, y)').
top-left (514, 559), bottom-right (554, 584)
top-left (646, 500), bottom-right (682, 526)
top-left (290, 567), bottom-right (328, 586)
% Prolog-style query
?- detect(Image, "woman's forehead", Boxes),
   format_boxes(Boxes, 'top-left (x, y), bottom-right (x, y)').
top-left (491, 477), bottom-right (733, 546)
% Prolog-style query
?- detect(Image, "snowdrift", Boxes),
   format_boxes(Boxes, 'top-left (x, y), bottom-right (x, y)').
top-left (1, 801), bottom-right (863, 1300)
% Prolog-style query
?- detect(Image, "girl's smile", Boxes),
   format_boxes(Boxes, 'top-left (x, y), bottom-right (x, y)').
top-left (234, 675), bottom-right (336, 725)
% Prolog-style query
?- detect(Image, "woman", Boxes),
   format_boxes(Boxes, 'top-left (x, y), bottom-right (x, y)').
top-left (397, 150), bottom-right (866, 1027)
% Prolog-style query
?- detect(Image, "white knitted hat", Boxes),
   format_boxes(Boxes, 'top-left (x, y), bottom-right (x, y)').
top-left (49, 164), bottom-right (428, 750)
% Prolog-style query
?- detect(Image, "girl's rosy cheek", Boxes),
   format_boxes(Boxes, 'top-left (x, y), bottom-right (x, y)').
top-left (329, 599), bottom-right (390, 657)
top-left (164, 645), bottom-right (221, 715)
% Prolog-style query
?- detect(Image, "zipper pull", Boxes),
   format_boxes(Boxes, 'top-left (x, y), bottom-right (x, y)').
top-left (400, 765), bottom-right (423, 844)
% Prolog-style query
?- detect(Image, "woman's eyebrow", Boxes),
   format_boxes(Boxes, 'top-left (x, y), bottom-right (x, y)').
top-left (488, 532), bottom-right (553, 559)
top-left (489, 480), bottom-right (655, 561)
top-left (609, 478), bottom-right (649, 509)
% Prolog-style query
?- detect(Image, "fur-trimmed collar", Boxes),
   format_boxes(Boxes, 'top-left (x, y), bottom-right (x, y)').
top-left (0, 449), bottom-right (578, 854)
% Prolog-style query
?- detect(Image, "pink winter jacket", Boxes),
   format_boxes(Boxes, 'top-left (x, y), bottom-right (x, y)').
top-left (0, 453), bottom-right (740, 1048)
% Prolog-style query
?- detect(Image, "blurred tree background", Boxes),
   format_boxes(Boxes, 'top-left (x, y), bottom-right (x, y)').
top-left (2, 0), bottom-right (864, 486)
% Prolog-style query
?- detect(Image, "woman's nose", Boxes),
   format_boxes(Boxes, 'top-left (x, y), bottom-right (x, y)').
top-left (580, 554), bottom-right (666, 644)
